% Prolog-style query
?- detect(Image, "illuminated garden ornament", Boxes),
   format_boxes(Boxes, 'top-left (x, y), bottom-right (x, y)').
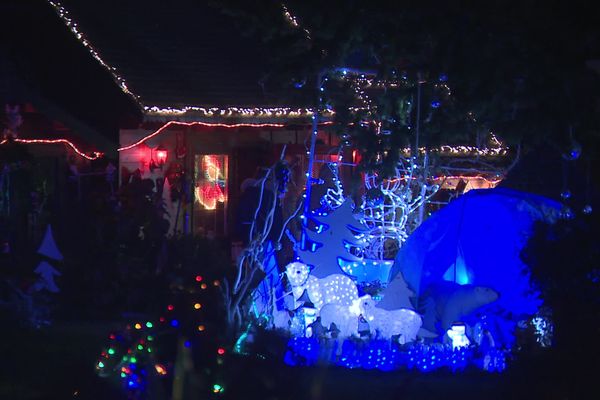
top-left (37, 225), bottom-right (63, 261)
top-left (446, 323), bottom-right (470, 350)
top-left (358, 295), bottom-right (422, 343)
top-left (32, 261), bottom-right (61, 293)
top-left (284, 262), bottom-right (358, 312)
top-left (360, 159), bottom-right (439, 260)
top-left (297, 199), bottom-right (367, 278)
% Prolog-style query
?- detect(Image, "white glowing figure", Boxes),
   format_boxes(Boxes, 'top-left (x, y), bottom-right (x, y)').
top-left (358, 295), bottom-right (422, 344)
top-left (320, 162), bottom-right (345, 211)
top-left (284, 262), bottom-right (358, 312)
top-left (446, 324), bottom-right (471, 350)
top-left (319, 295), bottom-right (371, 339)
top-left (360, 159), bottom-right (439, 259)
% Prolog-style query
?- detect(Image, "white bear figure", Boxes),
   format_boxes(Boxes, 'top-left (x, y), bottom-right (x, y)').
top-left (359, 295), bottom-right (422, 344)
top-left (285, 262), bottom-right (357, 312)
top-left (319, 295), bottom-right (370, 339)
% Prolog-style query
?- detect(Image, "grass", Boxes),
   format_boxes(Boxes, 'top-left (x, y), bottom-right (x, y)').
top-left (0, 321), bottom-right (126, 400)
top-left (0, 320), bottom-right (595, 400)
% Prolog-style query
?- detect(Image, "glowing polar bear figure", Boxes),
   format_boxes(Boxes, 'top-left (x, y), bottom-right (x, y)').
top-left (319, 295), bottom-right (371, 339)
top-left (359, 295), bottom-right (422, 344)
top-left (284, 262), bottom-right (357, 312)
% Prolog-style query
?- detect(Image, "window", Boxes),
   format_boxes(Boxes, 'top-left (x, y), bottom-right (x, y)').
top-left (194, 154), bottom-right (228, 236)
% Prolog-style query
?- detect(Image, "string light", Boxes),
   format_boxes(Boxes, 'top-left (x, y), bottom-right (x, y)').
top-left (0, 138), bottom-right (104, 160)
top-left (48, 1), bottom-right (141, 105)
top-left (118, 121), bottom-right (282, 151)
top-left (361, 161), bottom-right (439, 259)
top-left (281, 4), bottom-right (311, 40)
top-left (195, 155), bottom-right (227, 210)
top-left (144, 106), bottom-right (335, 119)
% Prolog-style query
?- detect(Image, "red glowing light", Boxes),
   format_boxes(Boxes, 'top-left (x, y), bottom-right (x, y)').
top-left (217, 347), bottom-right (226, 355)
top-left (195, 275), bottom-right (203, 282)
top-left (156, 148), bottom-right (167, 165)
top-left (167, 304), bottom-right (174, 311)
top-left (195, 155), bottom-right (227, 210)
top-left (0, 138), bottom-right (103, 160)
top-left (159, 316), bottom-right (166, 322)
top-left (109, 334), bottom-right (116, 340)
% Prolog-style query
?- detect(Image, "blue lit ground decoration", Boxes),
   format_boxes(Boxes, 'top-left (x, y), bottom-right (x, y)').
top-left (284, 337), bottom-right (506, 373)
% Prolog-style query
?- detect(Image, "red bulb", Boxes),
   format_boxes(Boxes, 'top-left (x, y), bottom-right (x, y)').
top-left (217, 347), bottom-right (225, 355)
top-left (156, 149), bottom-right (167, 165)
top-left (167, 304), bottom-right (174, 311)
top-left (195, 275), bottom-right (203, 282)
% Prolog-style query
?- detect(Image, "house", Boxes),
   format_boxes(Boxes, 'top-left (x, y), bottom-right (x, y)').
top-left (0, 0), bottom-right (143, 253)
top-left (21, 1), bottom-right (507, 241)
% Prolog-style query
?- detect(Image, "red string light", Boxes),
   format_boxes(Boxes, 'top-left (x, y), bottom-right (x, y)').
top-left (0, 138), bottom-right (104, 160)
top-left (117, 120), bottom-right (335, 152)
top-left (118, 121), bottom-right (285, 152)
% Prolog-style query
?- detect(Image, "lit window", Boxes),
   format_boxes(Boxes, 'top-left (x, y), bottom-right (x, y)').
top-left (194, 155), bottom-right (228, 210)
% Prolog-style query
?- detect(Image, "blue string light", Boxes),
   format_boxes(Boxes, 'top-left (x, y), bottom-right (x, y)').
top-left (284, 338), bottom-right (505, 373)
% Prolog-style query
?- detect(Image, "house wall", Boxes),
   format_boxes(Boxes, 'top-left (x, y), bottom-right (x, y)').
top-left (119, 125), bottom-right (342, 238)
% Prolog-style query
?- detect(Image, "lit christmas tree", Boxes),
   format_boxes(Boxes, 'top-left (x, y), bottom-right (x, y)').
top-left (298, 199), bottom-right (366, 278)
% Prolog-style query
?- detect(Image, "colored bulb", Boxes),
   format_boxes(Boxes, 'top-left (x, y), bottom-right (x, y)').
top-left (146, 321), bottom-right (153, 328)
top-left (134, 323), bottom-right (142, 330)
top-left (194, 303), bottom-right (202, 310)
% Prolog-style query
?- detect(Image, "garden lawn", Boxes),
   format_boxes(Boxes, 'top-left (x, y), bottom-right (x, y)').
top-left (0, 321), bottom-right (126, 400)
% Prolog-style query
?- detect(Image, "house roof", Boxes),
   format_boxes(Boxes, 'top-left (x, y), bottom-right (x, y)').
top-left (1, 0), bottom-right (141, 151)
top-left (56, 0), bottom-right (305, 121)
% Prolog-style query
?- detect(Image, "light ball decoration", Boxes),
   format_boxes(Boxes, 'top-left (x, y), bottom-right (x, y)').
top-left (560, 206), bottom-right (574, 220)
top-left (560, 190), bottom-right (572, 200)
top-left (563, 142), bottom-right (582, 161)
top-left (582, 205), bottom-right (593, 215)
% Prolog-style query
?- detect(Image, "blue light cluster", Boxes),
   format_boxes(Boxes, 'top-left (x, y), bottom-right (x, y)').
top-left (284, 338), bottom-right (506, 373)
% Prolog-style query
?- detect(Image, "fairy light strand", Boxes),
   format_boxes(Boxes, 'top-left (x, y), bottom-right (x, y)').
top-left (144, 106), bottom-right (335, 119)
top-left (118, 120), bottom-right (335, 152)
top-left (47, 1), bottom-right (142, 105)
top-left (1, 138), bottom-right (104, 160)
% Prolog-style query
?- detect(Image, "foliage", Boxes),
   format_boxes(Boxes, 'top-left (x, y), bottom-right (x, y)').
top-left (215, 1), bottom-right (600, 172)
top-left (521, 214), bottom-right (600, 354)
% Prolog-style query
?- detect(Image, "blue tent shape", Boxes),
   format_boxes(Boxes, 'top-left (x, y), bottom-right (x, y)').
top-left (389, 188), bottom-right (561, 318)
top-left (37, 225), bottom-right (63, 261)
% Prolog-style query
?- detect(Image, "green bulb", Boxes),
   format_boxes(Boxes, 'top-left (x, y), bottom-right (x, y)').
top-left (108, 348), bottom-right (115, 355)
top-left (146, 322), bottom-right (153, 328)
top-left (120, 372), bottom-right (126, 378)
top-left (98, 361), bottom-right (105, 368)
top-left (137, 344), bottom-right (143, 350)
top-left (130, 357), bottom-right (137, 363)
top-left (147, 348), bottom-right (152, 353)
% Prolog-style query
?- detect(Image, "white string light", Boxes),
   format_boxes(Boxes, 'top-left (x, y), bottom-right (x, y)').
top-left (48, 1), bottom-right (142, 106)
top-left (360, 159), bottom-right (439, 260)
top-left (144, 106), bottom-right (335, 119)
